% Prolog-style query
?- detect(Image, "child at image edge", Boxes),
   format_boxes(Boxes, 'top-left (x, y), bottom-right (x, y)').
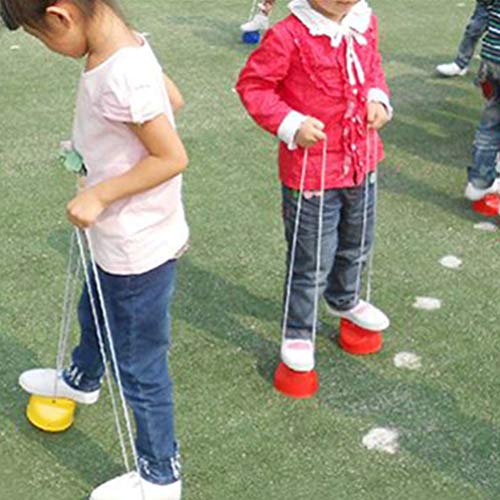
top-left (1, 0), bottom-right (188, 499)
top-left (236, 0), bottom-right (392, 371)
top-left (241, 0), bottom-right (277, 33)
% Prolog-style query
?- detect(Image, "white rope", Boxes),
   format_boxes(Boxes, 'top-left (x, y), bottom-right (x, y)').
top-left (353, 181), bottom-right (370, 300)
top-left (54, 232), bottom-right (81, 396)
top-left (365, 130), bottom-right (378, 303)
top-left (281, 149), bottom-right (308, 342)
top-left (75, 229), bottom-right (132, 475)
top-left (354, 131), bottom-right (372, 302)
top-left (59, 258), bottom-right (81, 369)
top-left (311, 139), bottom-right (328, 345)
top-left (55, 232), bottom-right (76, 376)
top-left (282, 140), bottom-right (328, 344)
top-left (79, 229), bottom-right (146, 500)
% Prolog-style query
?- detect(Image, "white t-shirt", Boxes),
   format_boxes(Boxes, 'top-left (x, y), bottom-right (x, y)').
top-left (72, 39), bottom-right (189, 275)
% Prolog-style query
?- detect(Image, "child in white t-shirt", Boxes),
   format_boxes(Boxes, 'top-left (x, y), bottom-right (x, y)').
top-left (1, 0), bottom-right (187, 499)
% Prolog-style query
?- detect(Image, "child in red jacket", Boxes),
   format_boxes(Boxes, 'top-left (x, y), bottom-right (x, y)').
top-left (237, 0), bottom-right (392, 372)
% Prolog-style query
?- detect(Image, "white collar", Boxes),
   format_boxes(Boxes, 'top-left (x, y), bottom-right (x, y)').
top-left (288, 0), bottom-right (372, 48)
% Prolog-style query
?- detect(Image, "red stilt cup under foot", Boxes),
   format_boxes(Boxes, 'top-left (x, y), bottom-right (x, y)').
top-left (472, 194), bottom-right (500, 217)
top-left (273, 362), bottom-right (319, 399)
top-left (338, 318), bottom-right (383, 355)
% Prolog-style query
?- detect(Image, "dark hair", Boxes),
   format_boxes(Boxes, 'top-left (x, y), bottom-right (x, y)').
top-left (0, 0), bottom-right (124, 31)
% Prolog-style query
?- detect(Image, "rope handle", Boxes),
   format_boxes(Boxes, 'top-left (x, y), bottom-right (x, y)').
top-left (281, 138), bottom-right (328, 345)
top-left (76, 229), bottom-right (147, 499)
top-left (282, 128), bottom-right (379, 344)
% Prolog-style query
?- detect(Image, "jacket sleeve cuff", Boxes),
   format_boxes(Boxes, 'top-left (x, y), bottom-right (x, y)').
top-left (277, 110), bottom-right (308, 150)
top-left (368, 88), bottom-right (393, 120)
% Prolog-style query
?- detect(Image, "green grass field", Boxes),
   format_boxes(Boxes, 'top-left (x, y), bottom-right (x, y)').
top-left (1, 0), bottom-right (499, 499)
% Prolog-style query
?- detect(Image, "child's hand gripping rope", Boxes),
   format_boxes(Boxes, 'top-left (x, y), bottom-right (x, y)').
top-left (295, 117), bottom-right (327, 148)
top-left (367, 102), bottom-right (390, 130)
top-left (67, 188), bottom-right (108, 229)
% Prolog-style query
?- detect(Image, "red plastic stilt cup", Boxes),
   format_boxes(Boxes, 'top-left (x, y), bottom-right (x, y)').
top-left (472, 194), bottom-right (500, 217)
top-left (273, 362), bottom-right (319, 399)
top-left (338, 318), bottom-right (383, 355)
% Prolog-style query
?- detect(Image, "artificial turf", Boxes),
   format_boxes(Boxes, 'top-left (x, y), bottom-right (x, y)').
top-left (0, 0), bottom-right (499, 498)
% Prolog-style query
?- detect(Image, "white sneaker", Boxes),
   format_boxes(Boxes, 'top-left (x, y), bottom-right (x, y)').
top-left (326, 300), bottom-right (390, 332)
top-left (241, 13), bottom-right (269, 32)
top-left (19, 368), bottom-right (100, 405)
top-left (464, 178), bottom-right (500, 201)
top-left (436, 62), bottom-right (467, 77)
top-left (281, 339), bottom-right (315, 372)
top-left (90, 472), bottom-right (181, 500)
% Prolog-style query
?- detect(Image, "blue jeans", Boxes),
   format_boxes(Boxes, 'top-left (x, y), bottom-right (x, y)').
top-left (455, 2), bottom-right (488, 69)
top-left (281, 180), bottom-right (375, 340)
top-left (469, 62), bottom-right (500, 188)
top-left (63, 259), bottom-right (180, 486)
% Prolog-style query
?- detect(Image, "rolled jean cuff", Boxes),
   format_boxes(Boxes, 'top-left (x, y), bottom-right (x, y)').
top-left (63, 363), bottom-right (102, 392)
top-left (139, 451), bottom-right (181, 486)
top-left (283, 326), bottom-right (315, 341)
top-left (325, 297), bottom-right (359, 313)
top-left (454, 57), bottom-right (469, 70)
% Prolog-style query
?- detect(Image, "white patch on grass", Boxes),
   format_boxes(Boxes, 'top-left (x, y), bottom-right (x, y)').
top-left (439, 255), bottom-right (462, 269)
top-left (10, 45), bottom-right (20, 50)
top-left (394, 352), bottom-right (422, 370)
top-left (413, 297), bottom-right (442, 311)
top-left (362, 428), bottom-right (400, 454)
top-left (474, 221), bottom-right (497, 232)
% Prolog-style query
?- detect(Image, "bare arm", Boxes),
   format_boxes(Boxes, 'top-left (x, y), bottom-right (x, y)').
top-left (164, 74), bottom-right (185, 113)
top-left (67, 114), bottom-right (188, 228)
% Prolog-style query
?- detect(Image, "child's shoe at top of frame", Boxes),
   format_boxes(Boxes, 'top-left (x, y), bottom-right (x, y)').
top-left (436, 62), bottom-right (468, 77)
top-left (241, 13), bottom-right (270, 32)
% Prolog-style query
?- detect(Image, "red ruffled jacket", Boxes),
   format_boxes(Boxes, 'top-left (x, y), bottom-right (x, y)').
top-left (236, 13), bottom-right (390, 190)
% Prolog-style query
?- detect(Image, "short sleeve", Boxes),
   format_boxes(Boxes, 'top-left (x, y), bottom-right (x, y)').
top-left (99, 68), bottom-right (165, 124)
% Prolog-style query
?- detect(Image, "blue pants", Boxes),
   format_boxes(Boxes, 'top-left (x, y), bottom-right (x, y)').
top-left (455, 2), bottom-right (488, 69)
top-left (469, 62), bottom-right (500, 188)
top-left (281, 180), bottom-right (375, 340)
top-left (64, 259), bottom-right (180, 486)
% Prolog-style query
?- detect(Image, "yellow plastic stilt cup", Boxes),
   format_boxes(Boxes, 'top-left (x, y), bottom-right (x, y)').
top-left (26, 395), bottom-right (76, 433)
